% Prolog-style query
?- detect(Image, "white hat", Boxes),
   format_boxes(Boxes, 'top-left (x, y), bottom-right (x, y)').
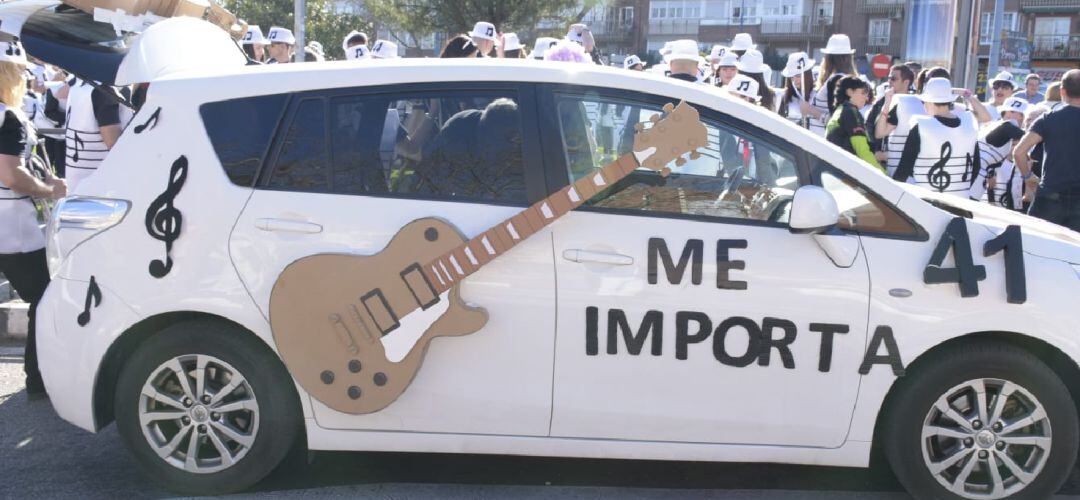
top-left (648, 62), bottom-right (670, 75)
top-left (623, 54), bottom-right (642, 69)
top-left (371, 39), bottom-right (399, 59)
top-left (728, 74), bottom-right (760, 101)
top-left (567, 23), bottom-right (588, 44)
top-left (736, 49), bottom-right (766, 73)
top-left (307, 41), bottom-right (324, 56)
top-left (999, 96), bottom-right (1029, 116)
top-left (708, 45), bottom-right (727, 62)
top-left (345, 45), bottom-right (370, 61)
top-left (502, 33), bottom-right (524, 51)
top-left (717, 52), bottom-right (738, 67)
top-left (471, 21), bottom-right (497, 42)
top-left (531, 37), bottom-right (558, 59)
top-left (242, 25), bottom-right (270, 46)
top-left (919, 77), bottom-right (956, 104)
top-left (989, 70), bottom-right (1016, 89)
top-left (659, 41), bottom-right (674, 56)
top-left (0, 41), bottom-right (27, 66)
top-left (664, 39), bottom-right (703, 64)
top-left (267, 26), bottom-right (296, 45)
top-left (731, 33), bottom-right (756, 51)
top-left (821, 34), bottom-right (855, 55)
top-left (341, 30), bottom-right (368, 53)
top-left (780, 51), bottom-right (814, 78)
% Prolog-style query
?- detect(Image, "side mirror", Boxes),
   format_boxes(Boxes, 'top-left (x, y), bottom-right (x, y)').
top-left (789, 185), bottom-right (840, 235)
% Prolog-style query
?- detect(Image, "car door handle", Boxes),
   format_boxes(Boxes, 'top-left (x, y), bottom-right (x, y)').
top-left (255, 218), bottom-right (323, 234)
top-left (562, 249), bottom-right (634, 266)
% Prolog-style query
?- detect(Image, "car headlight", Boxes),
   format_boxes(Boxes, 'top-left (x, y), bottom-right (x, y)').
top-left (46, 196), bottom-right (130, 277)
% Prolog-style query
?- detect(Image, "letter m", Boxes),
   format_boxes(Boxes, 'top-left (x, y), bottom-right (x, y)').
top-left (648, 238), bottom-right (703, 285)
top-left (607, 309), bottom-right (664, 356)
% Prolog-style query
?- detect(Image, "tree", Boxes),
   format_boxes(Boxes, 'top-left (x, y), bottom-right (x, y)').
top-left (221, 0), bottom-right (372, 60)
top-left (364, 0), bottom-right (598, 45)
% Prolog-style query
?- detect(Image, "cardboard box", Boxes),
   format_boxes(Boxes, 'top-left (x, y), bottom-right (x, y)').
top-left (64, 0), bottom-right (208, 20)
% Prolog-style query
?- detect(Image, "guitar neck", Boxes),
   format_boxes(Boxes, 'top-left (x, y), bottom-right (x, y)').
top-left (423, 153), bottom-right (640, 294)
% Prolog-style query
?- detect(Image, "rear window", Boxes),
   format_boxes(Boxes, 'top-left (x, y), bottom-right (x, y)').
top-left (200, 94), bottom-right (288, 186)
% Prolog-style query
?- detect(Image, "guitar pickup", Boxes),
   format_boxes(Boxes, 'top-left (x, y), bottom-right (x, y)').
top-left (401, 263), bottom-right (440, 310)
top-left (361, 288), bottom-right (400, 336)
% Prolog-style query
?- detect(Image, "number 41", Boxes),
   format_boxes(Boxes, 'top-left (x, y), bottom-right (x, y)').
top-left (923, 217), bottom-right (1026, 304)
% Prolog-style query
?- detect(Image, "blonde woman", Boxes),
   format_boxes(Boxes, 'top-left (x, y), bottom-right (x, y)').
top-left (0, 39), bottom-right (65, 400)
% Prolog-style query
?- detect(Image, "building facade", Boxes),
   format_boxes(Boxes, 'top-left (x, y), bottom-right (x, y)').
top-left (973, 0), bottom-right (1080, 85)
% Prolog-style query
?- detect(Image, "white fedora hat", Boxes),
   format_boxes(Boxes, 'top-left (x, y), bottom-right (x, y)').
top-left (780, 51), bottom-right (815, 78)
top-left (728, 74), bottom-right (760, 101)
top-left (471, 21), bottom-right (498, 42)
top-left (531, 37), bottom-right (558, 59)
top-left (731, 33), bottom-right (755, 51)
top-left (502, 33), bottom-right (524, 51)
top-left (664, 39), bottom-right (704, 64)
top-left (821, 34), bottom-right (856, 55)
top-left (267, 26), bottom-right (296, 45)
top-left (999, 96), bottom-right (1029, 115)
top-left (345, 45), bottom-right (370, 61)
top-left (243, 25), bottom-right (270, 46)
top-left (341, 30), bottom-right (368, 53)
top-left (0, 40), bottom-right (27, 66)
top-left (919, 77), bottom-right (956, 104)
top-left (989, 70), bottom-right (1016, 88)
top-left (623, 54), bottom-right (643, 69)
top-left (708, 45), bottom-right (727, 62)
top-left (736, 49), bottom-right (766, 73)
top-left (371, 39), bottom-right (399, 59)
top-left (717, 52), bottom-right (738, 67)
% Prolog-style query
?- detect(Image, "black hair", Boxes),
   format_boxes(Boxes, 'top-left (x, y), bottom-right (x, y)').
top-left (833, 75), bottom-right (870, 106)
top-left (739, 70), bottom-right (775, 111)
top-left (504, 49), bottom-right (524, 59)
top-left (441, 34), bottom-right (479, 58)
top-left (779, 69), bottom-right (815, 118)
top-left (345, 33), bottom-right (368, 48)
top-left (890, 64), bottom-right (915, 86)
top-left (242, 44), bottom-right (258, 62)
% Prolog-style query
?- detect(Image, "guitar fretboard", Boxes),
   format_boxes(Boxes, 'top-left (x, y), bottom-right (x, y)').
top-left (423, 153), bottom-right (640, 294)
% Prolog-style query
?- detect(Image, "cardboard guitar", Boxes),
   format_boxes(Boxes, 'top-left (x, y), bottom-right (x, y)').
top-left (269, 101), bottom-right (708, 414)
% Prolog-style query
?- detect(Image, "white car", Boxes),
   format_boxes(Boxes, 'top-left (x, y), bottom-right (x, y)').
top-left (10, 6), bottom-right (1080, 499)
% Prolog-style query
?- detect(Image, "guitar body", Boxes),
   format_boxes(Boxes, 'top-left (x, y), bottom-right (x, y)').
top-left (269, 218), bottom-right (488, 414)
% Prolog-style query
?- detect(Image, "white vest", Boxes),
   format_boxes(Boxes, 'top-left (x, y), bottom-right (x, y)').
top-left (968, 119), bottom-right (1020, 202)
top-left (64, 80), bottom-right (112, 191)
top-left (988, 160), bottom-right (1024, 210)
top-left (784, 99), bottom-right (806, 128)
top-left (885, 94), bottom-right (926, 176)
top-left (908, 112), bottom-right (979, 197)
top-left (808, 73), bottom-right (844, 137)
top-left (0, 104), bottom-right (46, 254)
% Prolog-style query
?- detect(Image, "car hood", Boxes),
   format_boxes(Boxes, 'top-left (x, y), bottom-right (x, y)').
top-left (911, 186), bottom-right (1080, 264)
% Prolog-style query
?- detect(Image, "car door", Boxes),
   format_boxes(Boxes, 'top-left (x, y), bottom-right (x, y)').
top-left (540, 86), bottom-right (872, 448)
top-left (227, 82), bottom-right (558, 436)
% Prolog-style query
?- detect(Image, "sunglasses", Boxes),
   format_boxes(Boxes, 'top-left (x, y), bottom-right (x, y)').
top-left (992, 82), bottom-right (1013, 90)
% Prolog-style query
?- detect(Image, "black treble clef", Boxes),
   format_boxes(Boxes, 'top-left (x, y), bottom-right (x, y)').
top-left (928, 142), bottom-right (952, 192)
top-left (77, 276), bottom-right (102, 327)
top-left (133, 107), bottom-right (161, 134)
top-left (145, 156), bottom-right (188, 279)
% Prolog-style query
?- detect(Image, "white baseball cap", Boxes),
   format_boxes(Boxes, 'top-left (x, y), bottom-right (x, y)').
top-left (471, 21), bottom-right (497, 42)
top-left (821, 34), bottom-right (856, 55)
top-left (780, 51), bottom-right (815, 78)
top-left (531, 37), bottom-right (558, 59)
top-left (267, 26), bottom-right (296, 45)
top-left (727, 74), bottom-right (760, 101)
top-left (371, 39), bottom-right (399, 59)
top-left (999, 96), bottom-right (1029, 115)
top-left (731, 33), bottom-right (755, 51)
top-left (502, 33), bottom-right (524, 52)
top-left (567, 23), bottom-right (588, 44)
top-left (243, 25), bottom-right (270, 46)
top-left (736, 49), bottom-right (767, 74)
top-left (664, 39), bottom-right (703, 64)
top-left (989, 70), bottom-right (1016, 89)
top-left (0, 41), bottom-right (27, 66)
top-left (623, 54), bottom-right (642, 69)
top-left (341, 30), bottom-right (368, 53)
top-left (919, 77), bottom-right (956, 104)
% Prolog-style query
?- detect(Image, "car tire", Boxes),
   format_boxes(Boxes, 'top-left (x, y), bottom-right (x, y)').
top-left (883, 340), bottom-right (1078, 500)
top-left (114, 319), bottom-right (302, 495)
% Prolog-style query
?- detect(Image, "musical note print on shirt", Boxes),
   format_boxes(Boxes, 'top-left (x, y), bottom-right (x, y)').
top-left (71, 130), bottom-right (85, 163)
top-left (77, 276), bottom-right (103, 327)
top-left (927, 142), bottom-right (952, 193)
top-left (145, 156), bottom-right (188, 279)
top-left (133, 107), bottom-right (161, 134)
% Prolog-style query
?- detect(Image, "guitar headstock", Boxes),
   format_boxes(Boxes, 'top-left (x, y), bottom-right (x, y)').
top-left (632, 101), bottom-right (708, 176)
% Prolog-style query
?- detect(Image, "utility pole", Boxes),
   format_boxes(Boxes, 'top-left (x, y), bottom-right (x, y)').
top-left (953, 0), bottom-right (975, 89)
top-left (294, 0), bottom-right (306, 62)
top-left (987, 0), bottom-right (1005, 78)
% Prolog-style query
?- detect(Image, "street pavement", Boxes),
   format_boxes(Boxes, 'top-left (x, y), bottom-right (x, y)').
top-left (2, 349), bottom-right (1079, 499)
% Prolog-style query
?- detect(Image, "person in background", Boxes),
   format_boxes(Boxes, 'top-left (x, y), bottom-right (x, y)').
top-left (38, 69), bottom-right (66, 177)
top-left (984, 71), bottom-right (1016, 121)
top-left (904, 61), bottom-right (922, 79)
top-left (1018, 73), bottom-right (1044, 105)
top-left (470, 22), bottom-right (498, 57)
top-left (1014, 69), bottom-right (1080, 231)
top-left (241, 25), bottom-right (270, 63)
top-left (623, 55), bottom-right (643, 71)
top-left (502, 33), bottom-right (525, 59)
top-left (303, 46), bottom-right (325, 62)
top-left (713, 52), bottom-right (738, 88)
top-left (736, 49), bottom-right (775, 111)
top-left (343, 30), bottom-right (370, 61)
top-left (530, 37), bottom-right (558, 60)
top-left (969, 96), bottom-right (1029, 209)
top-left (663, 40), bottom-right (703, 84)
top-left (441, 35), bottom-right (480, 58)
top-left (306, 41), bottom-right (325, 60)
top-left (727, 74), bottom-right (760, 105)
top-left (370, 40), bottom-right (399, 60)
top-left (777, 52), bottom-right (815, 129)
top-left (809, 34), bottom-right (858, 137)
top-left (64, 75), bottom-right (124, 191)
top-left (729, 33), bottom-right (755, 59)
top-left (266, 26), bottom-right (296, 64)
top-left (708, 45), bottom-right (726, 74)
top-left (868, 64), bottom-right (915, 151)
top-left (0, 40), bottom-right (66, 401)
top-left (1041, 82), bottom-right (1063, 112)
top-left (826, 75), bottom-right (881, 171)
top-left (894, 77), bottom-right (981, 197)
top-left (911, 66), bottom-right (991, 123)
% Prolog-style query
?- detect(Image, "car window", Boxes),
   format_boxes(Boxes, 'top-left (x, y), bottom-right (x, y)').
top-left (819, 170), bottom-right (920, 237)
top-left (554, 93), bottom-right (798, 224)
top-left (200, 94), bottom-right (289, 187)
top-left (264, 90), bottom-right (527, 204)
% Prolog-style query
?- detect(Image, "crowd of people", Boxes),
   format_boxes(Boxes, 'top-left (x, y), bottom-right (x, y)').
top-left (0, 18), bottom-right (1079, 398)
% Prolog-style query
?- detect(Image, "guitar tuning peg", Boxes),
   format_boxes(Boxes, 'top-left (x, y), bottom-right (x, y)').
top-left (649, 115), bottom-right (660, 123)
top-left (660, 167), bottom-right (671, 177)
top-left (634, 123), bottom-right (644, 132)
top-left (689, 150), bottom-right (702, 160)
top-left (663, 103), bottom-right (675, 113)
top-left (675, 157), bottom-right (687, 167)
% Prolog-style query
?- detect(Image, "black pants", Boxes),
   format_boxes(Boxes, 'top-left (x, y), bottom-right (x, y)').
top-left (1028, 190), bottom-right (1080, 233)
top-left (0, 249), bottom-right (49, 380)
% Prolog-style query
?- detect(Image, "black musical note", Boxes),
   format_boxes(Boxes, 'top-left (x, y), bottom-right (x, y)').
top-left (927, 142), bottom-right (952, 192)
top-left (77, 276), bottom-right (102, 327)
top-left (71, 130), bottom-right (84, 163)
top-left (962, 152), bottom-right (973, 184)
top-left (145, 156), bottom-right (188, 278)
top-left (133, 107), bottom-right (161, 134)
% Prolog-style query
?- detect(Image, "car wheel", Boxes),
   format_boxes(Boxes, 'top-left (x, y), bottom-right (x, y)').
top-left (114, 319), bottom-right (302, 495)
top-left (884, 340), bottom-right (1078, 500)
